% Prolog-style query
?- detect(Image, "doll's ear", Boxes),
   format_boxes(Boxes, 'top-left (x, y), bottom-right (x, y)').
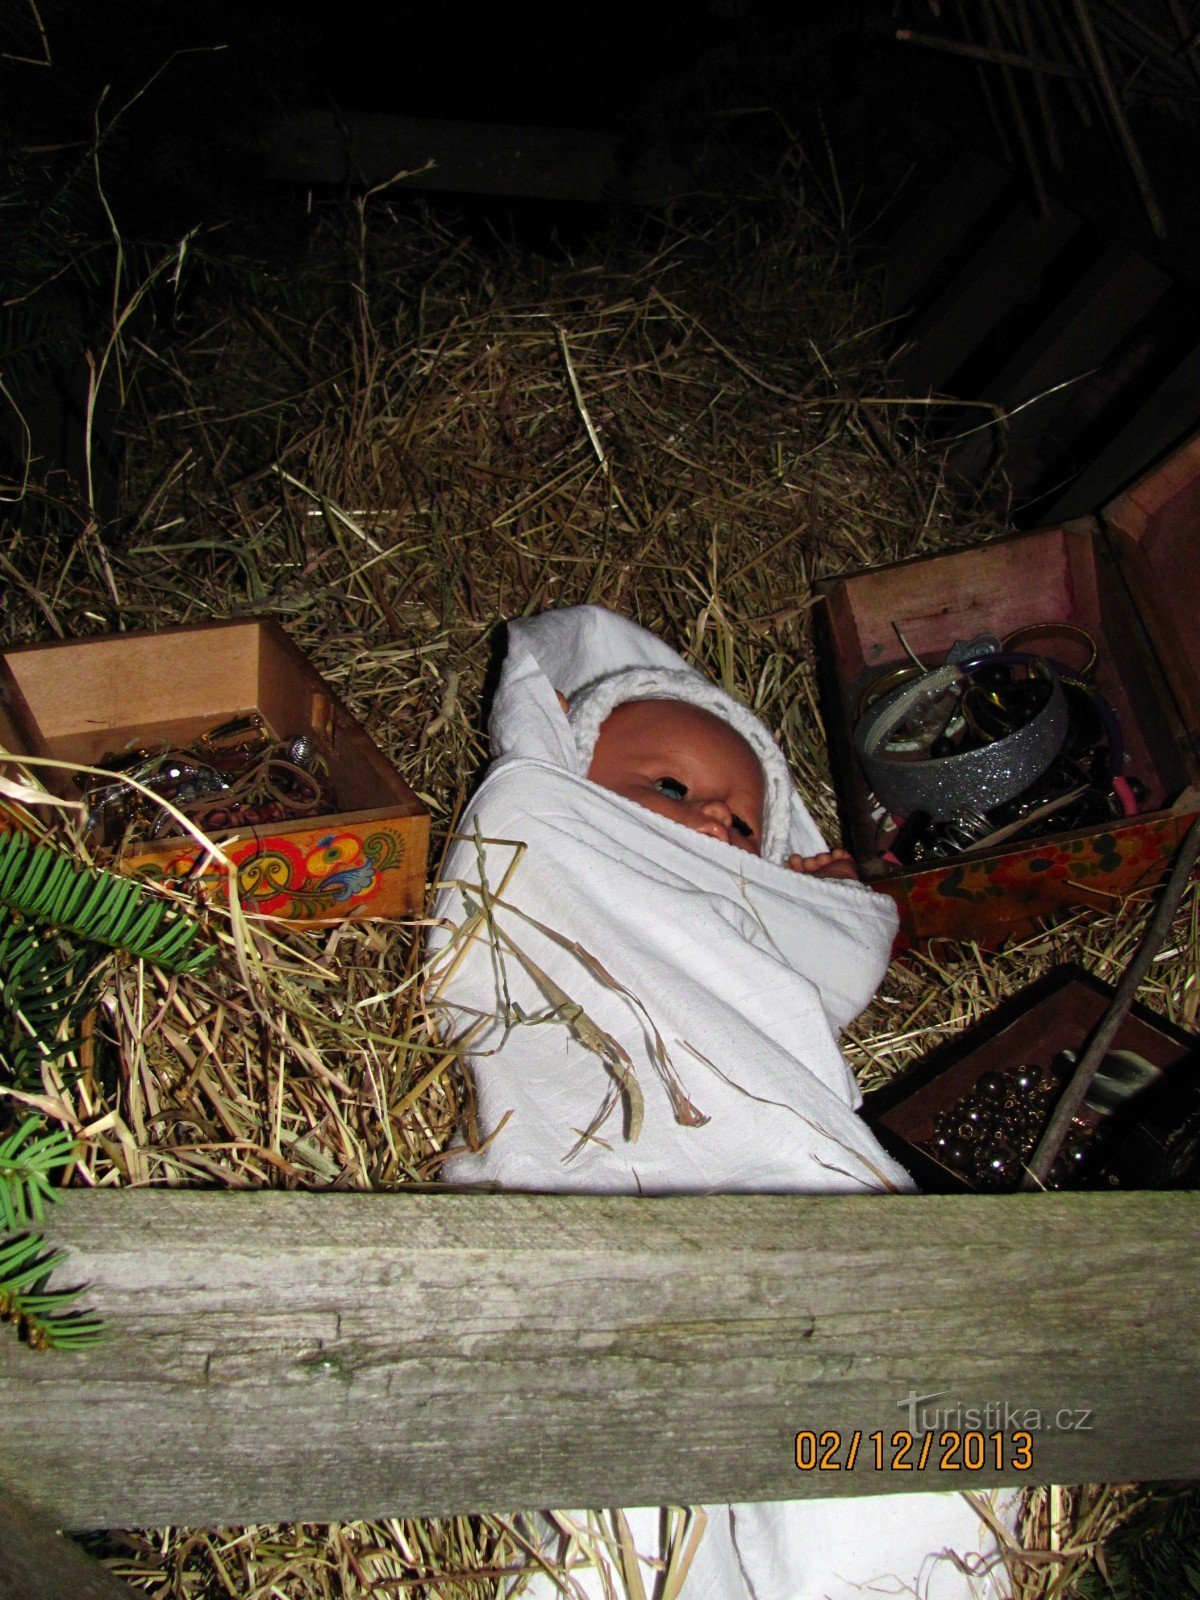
top-left (555, 690), bottom-right (570, 714)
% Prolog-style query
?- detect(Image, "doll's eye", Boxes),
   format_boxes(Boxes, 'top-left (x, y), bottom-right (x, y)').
top-left (730, 815), bottom-right (753, 838)
top-left (654, 776), bottom-right (688, 800)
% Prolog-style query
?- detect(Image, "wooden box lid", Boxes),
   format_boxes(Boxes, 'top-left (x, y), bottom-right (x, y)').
top-left (1104, 429), bottom-right (1200, 739)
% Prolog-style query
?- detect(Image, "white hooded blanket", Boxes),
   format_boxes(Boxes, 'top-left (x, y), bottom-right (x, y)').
top-left (431, 605), bottom-right (911, 1195)
top-left (428, 606), bottom-right (1012, 1597)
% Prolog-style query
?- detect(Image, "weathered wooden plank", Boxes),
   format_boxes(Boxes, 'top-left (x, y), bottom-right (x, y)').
top-left (1, 1190), bottom-right (1196, 1530)
top-left (0, 1491), bottom-right (140, 1599)
top-left (899, 197), bottom-right (1082, 392)
top-left (947, 244), bottom-right (1170, 487)
top-left (882, 151), bottom-right (1011, 315)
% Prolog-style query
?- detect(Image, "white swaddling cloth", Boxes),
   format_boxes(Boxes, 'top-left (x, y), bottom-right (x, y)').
top-left (430, 605), bottom-right (910, 1195)
top-left (428, 606), bottom-right (1012, 1597)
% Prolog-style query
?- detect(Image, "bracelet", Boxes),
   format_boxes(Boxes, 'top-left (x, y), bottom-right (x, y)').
top-left (854, 658), bottom-right (1069, 819)
top-left (1001, 623), bottom-right (1098, 681)
top-left (855, 662), bottom-right (924, 721)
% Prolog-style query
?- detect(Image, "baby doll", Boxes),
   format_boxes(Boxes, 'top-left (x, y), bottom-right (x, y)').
top-left (577, 693), bottom-right (858, 879)
top-left (429, 605), bottom-right (1013, 1597)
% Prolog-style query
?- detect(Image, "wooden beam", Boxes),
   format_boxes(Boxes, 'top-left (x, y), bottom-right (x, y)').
top-left (1038, 335), bottom-right (1200, 522)
top-left (1, 1190), bottom-right (1197, 1530)
top-left (946, 243), bottom-right (1170, 487)
top-left (0, 1491), bottom-right (140, 1599)
top-left (881, 151), bottom-right (1011, 315)
top-left (259, 111), bottom-right (689, 204)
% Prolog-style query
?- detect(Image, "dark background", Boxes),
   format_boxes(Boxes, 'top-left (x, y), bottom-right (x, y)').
top-left (7, 0), bottom-right (1200, 522)
top-left (1, 1), bottom-right (899, 234)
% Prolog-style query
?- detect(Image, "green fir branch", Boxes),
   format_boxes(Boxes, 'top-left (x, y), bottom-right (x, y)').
top-left (0, 831), bottom-right (209, 1357)
top-left (0, 830), bottom-right (214, 974)
top-left (0, 1122), bottom-right (103, 1350)
top-left (0, 914), bottom-right (100, 1089)
top-left (0, 1115), bottom-right (77, 1231)
top-left (0, 1229), bottom-right (104, 1351)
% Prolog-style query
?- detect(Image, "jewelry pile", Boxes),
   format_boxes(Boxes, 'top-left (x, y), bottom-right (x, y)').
top-left (853, 623), bottom-right (1143, 865)
top-left (920, 1044), bottom-right (1196, 1191)
top-left (922, 1063), bottom-right (1084, 1191)
top-left (78, 715), bottom-right (335, 845)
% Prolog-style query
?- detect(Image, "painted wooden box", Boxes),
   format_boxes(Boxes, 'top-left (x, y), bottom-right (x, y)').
top-left (813, 433), bottom-right (1200, 945)
top-left (0, 618), bottom-right (429, 922)
top-left (863, 964), bottom-right (1200, 1193)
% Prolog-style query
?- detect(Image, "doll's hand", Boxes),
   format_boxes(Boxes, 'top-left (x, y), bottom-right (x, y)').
top-left (787, 849), bottom-right (860, 881)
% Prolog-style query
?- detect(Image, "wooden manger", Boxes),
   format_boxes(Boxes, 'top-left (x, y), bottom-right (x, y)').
top-left (0, 1189), bottom-right (1196, 1533)
top-left (1, 192), bottom-right (1197, 1599)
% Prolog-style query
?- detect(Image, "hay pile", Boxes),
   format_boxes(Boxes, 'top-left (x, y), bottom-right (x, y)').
top-left (4, 176), bottom-right (1196, 1596)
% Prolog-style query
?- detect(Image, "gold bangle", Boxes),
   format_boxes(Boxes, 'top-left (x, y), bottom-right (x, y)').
top-left (1001, 623), bottom-right (1098, 681)
top-left (855, 662), bottom-right (924, 720)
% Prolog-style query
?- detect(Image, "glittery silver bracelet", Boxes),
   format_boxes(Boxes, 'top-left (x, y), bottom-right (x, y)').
top-left (853, 661), bottom-right (1069, 819)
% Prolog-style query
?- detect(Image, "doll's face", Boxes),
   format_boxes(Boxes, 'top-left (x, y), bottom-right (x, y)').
top-left (586, 699), bottom-right (765, 854)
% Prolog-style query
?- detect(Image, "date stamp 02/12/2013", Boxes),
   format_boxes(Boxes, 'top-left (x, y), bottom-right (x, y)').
top-left (795, 1429), bottom-right (1035, 1474)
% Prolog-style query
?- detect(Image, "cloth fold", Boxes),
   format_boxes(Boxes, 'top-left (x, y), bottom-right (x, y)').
top-left (432, 759), bottom-right (907, 1193)
top-left (526, 1500), bottom-right (1014, 1600)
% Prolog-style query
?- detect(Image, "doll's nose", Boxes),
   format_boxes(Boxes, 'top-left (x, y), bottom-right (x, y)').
top-left (694, 798), bottom-right (733, 840)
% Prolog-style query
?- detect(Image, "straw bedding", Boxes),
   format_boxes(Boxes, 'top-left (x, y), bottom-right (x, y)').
top-left (4, 179), bottom-right (1196, 1596)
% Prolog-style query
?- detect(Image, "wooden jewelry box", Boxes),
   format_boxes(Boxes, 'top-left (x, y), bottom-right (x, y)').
top-left (0, 618), bottom-right (429, 922)
top-left (863, 964), bottom-right (1200, 1194)
top-left (813, 431), bottom-right (1200, 945)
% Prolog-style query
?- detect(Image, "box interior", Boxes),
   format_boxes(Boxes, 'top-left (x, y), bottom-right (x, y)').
top-left (0, 620), bottom-right (418, 827)
top-left (819, 524), bottom-right (1196, 865)
top-left (875, 980), bottom-right (1193, 1149)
